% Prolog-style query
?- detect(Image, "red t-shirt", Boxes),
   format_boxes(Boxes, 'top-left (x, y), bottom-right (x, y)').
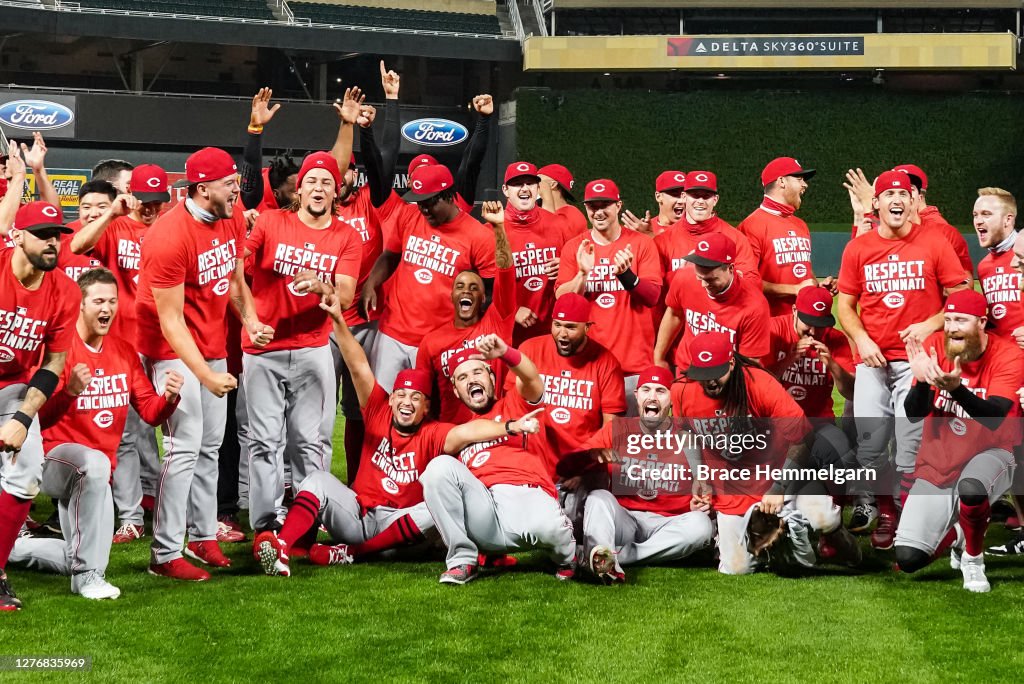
top-left (57, 232), bottom-right (101, 283)
top-left (457, 391), bottom-right (557, 496)
top-left (914, 332), bottom-right (1024, 487)
top-left (38, 334), bottom-right (178, 466)
top-left (555, 204), bottom-right (588, 237)
top-left (244, 209), bottom-right (361, 353)
top-left (737, 205), bottom-right (814, 316)
top-left (511, 336), bottom-right (626, 466)
top-left (135, 203), bottom-right (246, 361)
top-left (557, 228), bottom-right (661, 374)
top-left (337, 185), bottom-right (383, 327)
top-left (667, 271), bottom-right (771, 370)
top-left (978, 247), bottom-right (1024, 340)
top-left (672, 368), bottom-right (810, 516)
top-left (351, 384), bottom-right (453, 510)
top-left (0, 248), bottom-right (79, 387)
top-left (90, 215), bottom-right (147, 342)
top-left (506, 209), bottom-right (569, 345)
top-left (415, 267), bottom-right (516, 423)
top-left (767, 315), bottom-right (854, 418)
top-left (654, 216), bottom-right (761, 287)
top-left (838, 225), bottom-right (969, 362)
top-left (380, 210), bottom-right (497, 345)
top-left (919, 206), bottom-right (974, 278)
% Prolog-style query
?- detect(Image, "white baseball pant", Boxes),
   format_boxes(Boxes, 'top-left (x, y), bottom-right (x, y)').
top-left (111, 406), bottom-right (161, 527)
top-left (0, 383), bottom-right (45, 500)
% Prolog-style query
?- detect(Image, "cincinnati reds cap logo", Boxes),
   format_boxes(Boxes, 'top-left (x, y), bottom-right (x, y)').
top-left (993, 303), bottom-right (1007, 320)
top-left (694, 173), bottom-right (709, 182)
top-left (316, 160), bottom-right (324, 166)
top-left (812, 301), bottom-right (827, 312)
top-left (595, 293), bottom-right (616, 309)
top-left (792, 263), bottom-right (808, 278)
top-left (412, 180), bottom-right (423, 190)
top-left (516, 163), bottom-right (529, 172)
top-left (592, 183), bottom-right (605, 193)
top-left (568, 180), bottom-right (574, 189)
top-left (146, 177), bottom-right (162, 188)
top-left (674, 173), bottom-right (685, 182)
top-left (892, 180), bottom-right (900, 186)
top-left (697, 240), bottom-right (710, 252)
top-left (697, 351), bottom-right (714, 363)
top-left (93, 410), bottom-right (115, 429)
top-left (41, 205), bottom-right (59, 218)
top-left (550, 408), bottom-right (571, 425)
top-left (286, 281), bottom-right (309, 298)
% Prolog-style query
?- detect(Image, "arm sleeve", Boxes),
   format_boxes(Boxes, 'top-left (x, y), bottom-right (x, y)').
top-left (950, 386), bottom-right (1013, 430)
top-left (358, 125), bottom-right (389, 208)
top-left (903, 381), bottom-right (935, 422)
top-left (380, 99), bottom-right (400, 189)
top-left (240, 132), bottom-right (265, 211)
top-left (625, 239), bottom-right (662, 307)
top-left (130, 355), bottom-right (180, 426)
top-left (455, 114), bottom-right (491, 207)
top-left (492, 266), bottom-right (517, 319)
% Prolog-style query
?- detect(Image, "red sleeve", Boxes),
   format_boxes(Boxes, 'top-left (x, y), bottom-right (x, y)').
top-left (423, 421), bottom-right (456, 460)
top-left (44, 280), bottom-right (80, 354)
top-left (986, 341), bottom-right (1024, 400)
top-left (934, 240), bottom-right (971, 290)
top-left (739, 290), bottom-right (772, 360)
top-left (414, 339), bottom-right (434, 380)
top-left (363, 384), bottom-right (392, 425)
top-left (90, 223), bottom-right (114, 262)
top-left (665, 272), bottom-right (686, 311)
top-left (737, 217), bottom-right (764, 261)
top-left (753, 371), bottom-right (811, 444)
top-left (942, 223), bottom-right (974, 278)
top-left (734, 232), bottom-right (762, 288)
top-left (383, 207), bottom-right (408, 253)
top-left (837, 241), bottom-right (864, 296)
top-left (492, 266), bottom-right (517, 319)
top-left (598, 353), bottom-right (627, 414)
top-left (829, 330), bottom-right (856, 375)
top-left (130, 352), bottom-right (179, 426)
top-left (629, 238), bottom-right (662, 307)
top-left (245, 215), bottom-right (267, 256)
top-left (143, 229), bottom-right (189, 289)
top-left (471, 224), bottom-right (497, 279)
top-left (580, 420), bottom-right (615, 451)
top-left (555, 236), bottom-right (581, 288)
top-left (335, 229), bottom-right (363, 281)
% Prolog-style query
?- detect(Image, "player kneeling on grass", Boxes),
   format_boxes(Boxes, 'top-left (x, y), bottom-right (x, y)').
top-left (420, 338), bottom-right (577, 586)
top-left (9, 269), bottom-right (182, 599)
top-left (895, 290), bottom-right (1024, 593)
top-left (253, 295), bottom-right (543, 577)
top-left (579, 366), bottom-right (714, 584)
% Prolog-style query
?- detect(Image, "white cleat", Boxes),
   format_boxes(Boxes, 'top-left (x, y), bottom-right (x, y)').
top-left (72, 571), bottom-right (121, 600)
top-left (960, 552), bottom-right (991, 593)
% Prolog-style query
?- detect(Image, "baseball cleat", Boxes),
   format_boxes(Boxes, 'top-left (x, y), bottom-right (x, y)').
top-left (439, 564), bottom-right (478, 585)
top-left (0, 572), bottom-right (22, 611)
top-left (950, 547), bottom-right (962, 571)
top-left (960, 552), bottom-right (991, 593)
top-left (148, 558), bottom-right (210, 582)
top-left (72, 571), bottom-right (121, 600)
top-left (870, 512), bottom-right (897, 550)
top-left (113, 523), bottom-right (145, 544)
top-left (216, 521), bottom-right (246, 544)
top-left (253, 531), bottom-right (290, 577)
top-left (848, 502), bottom-right (879, 535)
top-left (217, 514), bottom-right (243, 534)
top-left (184, 541), bottom-right (231, 567)
top-left (817, 534), bottom-right (837, 561)
top-left (555, 564), bottom-right (577, 582)
top-left (308, 543), bottom-right (354, 566)
top-left (588, 545), bottom-right (624, 584)
top-left (987, 531), bottom-right (1024, 556)
top-left (478, 553), bottom-right (518, 569)
top-left (822, 528), bottom-right (863, 567)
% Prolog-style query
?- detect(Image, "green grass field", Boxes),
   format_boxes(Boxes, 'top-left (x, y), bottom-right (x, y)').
top-left (8, 415), bottom-right (1024, 683)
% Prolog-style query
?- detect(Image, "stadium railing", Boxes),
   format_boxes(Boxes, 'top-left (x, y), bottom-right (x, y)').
top-left (528, 0), bottom-right (548, 36)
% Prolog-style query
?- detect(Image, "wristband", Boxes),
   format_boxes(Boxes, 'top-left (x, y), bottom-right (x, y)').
top-left (616, 268), bottom-right (640, 290)
top-left (248, 125), bottom-right (264, 134)
top-left (11, 411), bottom-right (32, 430)
top-left (28, 368), bottom-right (59, 399)
top-left (505, 420), bottom-right (518, 436)
top-left (500, 347), bottom-right (523, 368)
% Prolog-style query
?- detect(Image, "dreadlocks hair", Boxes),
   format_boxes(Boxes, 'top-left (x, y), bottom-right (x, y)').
top-left (268, 155), bottom-right (300, 191)
top-left (746, 508), bottom-right (787, 560)
top-left (720, 352), bottom-right (764, 429)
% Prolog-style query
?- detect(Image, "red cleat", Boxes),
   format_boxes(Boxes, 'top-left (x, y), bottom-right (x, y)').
top-left (184, 540), bottom-right (231, 567)
top-left (216, 521), bottom-right (245, 544)
top-left (478, 553), bottom-right (518, 569)
top-left (253, 531), bottom-right (290, 577)
top-left (141, 495), bottom-right (156, 513)
top-left (871, 512), bottom-right (897, 550)
top-left (148, 558), bottom-right (210, 582)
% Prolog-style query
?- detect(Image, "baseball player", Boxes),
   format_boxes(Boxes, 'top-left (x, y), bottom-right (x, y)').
top-left (360, 163), bottom-right (497, 392)
top-left (0, 190), bottom-right (80, 611)
top-left (895, 290), bottom-right (1024, 592)
top-left (974, 188), bottom-right (1023, 341)
top-left (136, 146), bottom-right (273, 581)
top-left (242, 151), bottom-right (362, 535)
top-left (738, 158), bottom-right (835, 316)
top-left (621, 170), bottom-right (687, 238)
top-left (655, 232), bottom-right (771, 371)
top-left (91, 159), bottom-right (133, 195)
top-left (673, 332), bottom-right (861, 575)
top-left (653, 171), bottom-right (760, 288)
top-left (253, 302), bottom-right (542, 576)
top-left (579, 366), bottom-right (714, 583)
top-left (556, 179), bottom-right (662, 416)
top-left (837, 170), bottom-right (970, 548)
top-left (420, 339), bottom-right (576, 585)
top-left (538, 163), bottom-right (588, 237)
top-left (416, 201), bottom-right (516, 423)
top-left (9, 268), bottom-right (182, 599)
top-left (56, 180), bottom-right (114, 282)
top-left (894, 164), bottom-right (974, 277)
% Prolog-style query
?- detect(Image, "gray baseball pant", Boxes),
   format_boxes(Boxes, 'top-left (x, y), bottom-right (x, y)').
top-left (420, 457), bottom-right (576, 569)
top-left (235, 379), bottom-right (251, 510)
top-left (0, 383), bottom-right (44, 499)
top-left (111, 406), bottom-right (161, 526)
top-left (368, 331), bottom-right (417, 393)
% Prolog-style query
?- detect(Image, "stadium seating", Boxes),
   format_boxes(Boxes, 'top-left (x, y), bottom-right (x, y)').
top-left (290, 2), bottom-right (502, 34)
top-left (77, 0), bottom-right (276, 20)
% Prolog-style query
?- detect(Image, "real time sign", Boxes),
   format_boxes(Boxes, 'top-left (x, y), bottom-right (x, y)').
top-left (668, 36), bottom-right (865, 57)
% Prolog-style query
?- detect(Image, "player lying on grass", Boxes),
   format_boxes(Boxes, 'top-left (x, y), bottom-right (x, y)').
top-left (253, 289), bottom-right (543, 577)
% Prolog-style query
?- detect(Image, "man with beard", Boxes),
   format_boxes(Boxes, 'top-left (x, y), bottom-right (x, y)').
top-left (361, 164), bottom-right (497, 392)
top-left (416, 201), bottom-right (516, 423)
top-left (896, 290), bottom-right (1024, 592)
top-left (242, 152), bottom-right (362, 536)
top-left (655, 233), bottom-right (771, 372)
top-left (556, 179), bottom-right (661, 415)
top-left (0, 169), bottom-right (80, 609)
top-left (579, 366), bottom-right (714, 583)
top-left (253, 302), bottom-right (541, 577)
top-left (739, 158), bottom-right (835, 316)
top-left (974, 188), bottom-right (1022, 342)
top-left (837, 170), bottom-right (970, 549)
top-left (10, 268), bottom-right (182, 600)
top-left (538, 163), bottom-right (587, 238)
top-left (672, 332), bottom-right (861, 575)
top-left (654, 171), bottom-right (760, 287)
top-left (621, 170), bottom-right (687, 238)
top-left (501, 161), bottom-right (572, 344)
top-left (136, 146), bottom-right (274, 581)
top-left (421, 336), bottom-right (576, 585)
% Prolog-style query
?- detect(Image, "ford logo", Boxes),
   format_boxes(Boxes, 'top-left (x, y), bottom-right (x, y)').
top-left (0, 100), bottom-right (74, 131)
top-left (401, 118), bottom-right (468, 148)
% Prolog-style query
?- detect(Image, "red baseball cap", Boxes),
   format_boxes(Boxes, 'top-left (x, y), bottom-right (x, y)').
top-left (552, 293), bottom-right (591, 323)
top-left (683, 232), bottom-right (736, 268)
top-left (893, 164), bottom-right (927, 191)
top-left (656, 170), bottom-right (687, 193)
top-left (637, 366), bottom-right (671, 390)
top-left (129, 164), bottom-right (170, 203)
top-left (504, 161), bottom-right (540, 185)
top-left (408, 154), bottom-right (439, 175)
top-left (761, 157), bottom-right (816, 187)
top-left (296, 151), bottom-right (342, 190)
top-left (945, 289), bottom-right (987, 318)
top-left (684, 171), bottom-right (718, 193)
top-left (445, 348), bottom-right (487, 381)
top-left (403, 165), bottom-right (454, 203)
top-left (686, 331), bottom-right (735, 381)
top-left (185, 147), bottom-right (237, 184)
top-left (795, 286), bottom-right (836, 328)
top-left (874, 170), bottom-right (915, 197)
top-left (14, 201), bottom-right (71, 234)
top-left (393, 369), bottom-right (433, 399)
top-left (584, 179), bottom-right (620, 203)
top-left (538, 163), bottom-right (575, 202)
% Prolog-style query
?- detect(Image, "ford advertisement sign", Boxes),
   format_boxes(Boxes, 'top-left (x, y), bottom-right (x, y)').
top-left (0, 94), bottom-right (76, 138)
top-left (401, 118), bottom-right (468, 147)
